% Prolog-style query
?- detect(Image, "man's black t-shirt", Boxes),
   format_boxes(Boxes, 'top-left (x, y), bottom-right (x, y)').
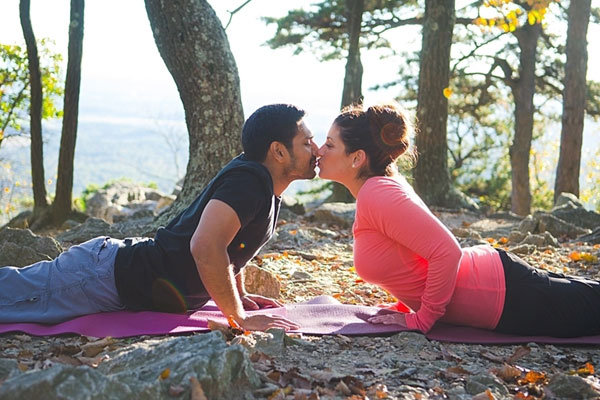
top-left (113, 154), bottom-right (280, 312)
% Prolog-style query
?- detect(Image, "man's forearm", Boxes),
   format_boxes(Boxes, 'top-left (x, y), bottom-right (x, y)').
top-left (194, 248), bottom-right (246, 324)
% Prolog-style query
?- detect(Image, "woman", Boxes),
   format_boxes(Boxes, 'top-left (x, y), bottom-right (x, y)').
top-left (317, 103), bottom-right (600, 338)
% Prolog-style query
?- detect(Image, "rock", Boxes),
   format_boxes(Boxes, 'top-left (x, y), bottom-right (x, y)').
top-left (276, 223), bottom-right (315, 246)
top-left (0, 358), bottom-right (18, 381)
top-left (518, 215), bottom-right (538, 234)
top-left (282, 195), bottom-right (306, 215)
top-left (465, 373), bottom-right (509, 396)
top-left (535, 211), bottom-right (590, 239)
top-left (309, 202), bottom-right (356, 228)
top-left (0, 228), bottom-right (63, 267)
top-left (547, 373), bottom-right (600, 399)
top-left (519, 231), bottom-right (559, 248)
top-left (112, 215), bottom-right (156, 238)
top-left (577, 227), bottom-right (600, 244)
top-left (56, 218), bottom-right (125, 243)
top-left (4, 210), bottom-right (32, 229)
top-left (509, 243), bottom-right (534, 255)
top-left (291, 270), bottom-right (313, 280)
top-left (508, 230), bottom-right (526, 244)
top-left (85, 182), bottom-right (173, 223)
top-left (254, 328), bottom-right (312, 356)
top-left (554, 192), bottom-right (585, 209)
top-left (0, 332), bottom-right (260, 400)
top-left (243, 263), bottom-right (281, 299)
top-left (551, 204), bottom-right (600, 231)
top-left (390, 332), bottom-right (432, 354)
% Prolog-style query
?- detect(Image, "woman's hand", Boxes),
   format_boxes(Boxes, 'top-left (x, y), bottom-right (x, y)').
top-left (241, 294), bottom-right (282, 310)
top-left (368, 310), bottom-right (407, 327)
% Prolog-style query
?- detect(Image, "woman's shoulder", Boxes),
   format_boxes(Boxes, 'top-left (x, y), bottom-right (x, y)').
top-left (359, 175), bottom-right (412, 197)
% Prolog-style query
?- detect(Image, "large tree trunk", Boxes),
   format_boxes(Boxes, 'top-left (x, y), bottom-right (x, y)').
top-left (19, 0), bottom-right (48, 216)
top-left (509, 22), bottom-right (541, 216)
top-left (413, 0), bottom-right (460, 207)
top-left (554, 0), bottom-right (591, 202)
top-left (341, 0), bottom-right (364, 108)
top-left (330, 0), bottom-right (365, 203)
top-left (145, 0), bottom-right (244, 226)
top-left (50, 0), bottom-right (84, 226)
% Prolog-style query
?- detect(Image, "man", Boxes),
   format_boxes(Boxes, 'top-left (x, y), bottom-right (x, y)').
top-left (0, 104), bottom-right (317, 332)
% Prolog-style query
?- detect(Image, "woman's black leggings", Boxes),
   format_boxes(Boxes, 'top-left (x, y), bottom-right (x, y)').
top-left (494, 249), bottom-right (600, 337)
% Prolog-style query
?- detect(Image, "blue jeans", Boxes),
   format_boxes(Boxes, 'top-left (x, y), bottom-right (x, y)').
top-left (0, 236), bottom-right (125, 324)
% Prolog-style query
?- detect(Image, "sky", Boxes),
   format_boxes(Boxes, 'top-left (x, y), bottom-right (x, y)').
top-left (1, 1), bottom-right (599, 137)
top-left (1, 0), bottom-right (599, 202)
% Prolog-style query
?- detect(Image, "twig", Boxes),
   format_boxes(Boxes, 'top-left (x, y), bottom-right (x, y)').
top-left (224, 0), bottom-right (254, 30)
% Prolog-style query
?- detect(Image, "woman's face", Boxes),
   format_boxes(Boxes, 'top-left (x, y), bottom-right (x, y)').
top-left (317, 123), bottom-right (354, 183)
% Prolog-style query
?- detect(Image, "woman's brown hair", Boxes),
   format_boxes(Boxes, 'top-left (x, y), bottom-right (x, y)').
top-left (334, 103), bottom-right (413, 177)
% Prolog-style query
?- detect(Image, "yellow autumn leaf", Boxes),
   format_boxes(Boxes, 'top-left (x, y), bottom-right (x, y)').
top-left (159, 368), bottom-right (170, 380)
top-left (443, 87), bottom-right (453, 98)
top-left (528, 11), bottom-right (536, 25)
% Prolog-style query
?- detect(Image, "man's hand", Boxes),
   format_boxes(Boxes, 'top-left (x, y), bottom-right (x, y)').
top-left (241, 294), bottom-right (282, 310)
top-left (367, 310), bottom-right (407, 327)
top-left (240, 314), bottom-right (300, 331)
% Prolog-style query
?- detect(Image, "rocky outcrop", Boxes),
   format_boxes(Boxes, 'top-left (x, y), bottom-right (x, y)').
top-left (85, 181), bottom-right (175, 224)
top-left (308, 202), bottom-right (356, 228)
top-left (0, 332), bottom-right (260, 400)
top-left (551, 193), bottom-right (600, 231)
top-left (0, 228), bottom-right (63, 267)
top-left (56, 218), bottom-right (125, 244)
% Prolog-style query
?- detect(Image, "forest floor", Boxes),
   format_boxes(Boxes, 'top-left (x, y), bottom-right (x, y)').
top-left (2, 210), bottom-right (600, 399)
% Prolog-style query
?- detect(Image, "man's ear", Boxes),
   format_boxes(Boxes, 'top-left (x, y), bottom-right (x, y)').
top-left (268, 141), bottom-right (288, 163)
top-left (352, 149), bottom-right (367, 169)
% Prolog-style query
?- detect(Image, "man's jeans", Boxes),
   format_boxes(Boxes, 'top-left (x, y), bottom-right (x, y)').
top-left (0, 236), bottom-right (125, 324)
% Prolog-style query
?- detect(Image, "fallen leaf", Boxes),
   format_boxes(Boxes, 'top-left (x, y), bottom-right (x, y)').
top-left (335, 381), bottom-right (351, 396)
top-left (17, 363), bottom-right (28, 372)
top-left (493, 363), bottom-right (521, 382)
top-left (518, 370), bottom-right (546, 385)
top-left (506, 345), bottom-right (530, 364)
top-left (190, 377), bottom-right (208, 400)
top-left (160, 368), bottom-right (171, 380)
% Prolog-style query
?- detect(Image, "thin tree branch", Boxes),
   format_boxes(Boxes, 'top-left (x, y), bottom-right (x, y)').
top-left (224, 0), bottom-right (253, 30)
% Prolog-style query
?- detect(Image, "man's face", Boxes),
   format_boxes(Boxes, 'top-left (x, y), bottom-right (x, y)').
top-left (284, 120), bottom-right (318, 181)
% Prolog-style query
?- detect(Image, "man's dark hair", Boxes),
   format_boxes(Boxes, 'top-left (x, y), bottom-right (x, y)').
top-left (242, 104), bottom-right (305, 162)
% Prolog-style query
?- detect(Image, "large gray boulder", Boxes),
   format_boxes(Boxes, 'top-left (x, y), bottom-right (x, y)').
top-left (56, 218), bottom-right (125, 244)
top-left (0, 332), bottom-right (260, 400)
top-left (86, 181), bottom-right (175, 224)
top-left (518, 212), bottom-right (590, 239)
top-left (0, 228), bottom-right (63, 267)
top-left (309, 202), bottom-right (356, 228)
top-left (546, 373), bottom-right (600, 399)
top-left (550, 192), bottom-right (600, 230)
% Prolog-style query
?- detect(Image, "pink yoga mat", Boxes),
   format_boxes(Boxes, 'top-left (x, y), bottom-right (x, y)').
top-left (2, 296), bottom-right (600, 344)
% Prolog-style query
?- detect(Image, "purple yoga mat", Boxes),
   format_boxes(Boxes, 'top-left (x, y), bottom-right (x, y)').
top-left (2, 296), bottom-right (600, 344)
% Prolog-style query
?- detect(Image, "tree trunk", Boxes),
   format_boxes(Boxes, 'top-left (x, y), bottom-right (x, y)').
top-left (554, 0), bottom-right (591, 202)
top-left (509, 22), bottom-right (541, 216)
top-left (330, 0), bottom-right (365, 203)
top-left (145, 0), bottom-right (244, 226)
top-left (51, 0), bottom-right (84, 226)
top-left (19, 0), bottom-right (48, 215)
top-left (341, 0), bottom-right (364, 108)
top-left (413, 0), bottom-right (458, 207)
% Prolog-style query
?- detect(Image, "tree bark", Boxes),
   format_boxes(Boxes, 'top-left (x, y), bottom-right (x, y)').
top-left (341, 0), bottom-right (364, 108)
top-left (330, 0), bottom-right (365, 203)
top-left (509, 22), bottom-right (541, 216)
top-left (51, 0), bottom-right (84, 226)
top-left (554, 0), bottom-right (591, 202)
top-left (19, 0), bottom-right (48, 215)
top-left (145, 0), bottom-right (244, 226)
top-left (413, 0), bottom-right (457, 207)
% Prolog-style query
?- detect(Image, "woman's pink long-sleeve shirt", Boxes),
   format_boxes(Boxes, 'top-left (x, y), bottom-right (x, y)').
top-left (353, 176), bottom-right (506, 333)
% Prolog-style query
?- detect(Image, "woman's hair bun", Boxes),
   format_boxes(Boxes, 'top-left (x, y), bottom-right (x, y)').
top-left (366, 104), bottom-right (409, 159)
